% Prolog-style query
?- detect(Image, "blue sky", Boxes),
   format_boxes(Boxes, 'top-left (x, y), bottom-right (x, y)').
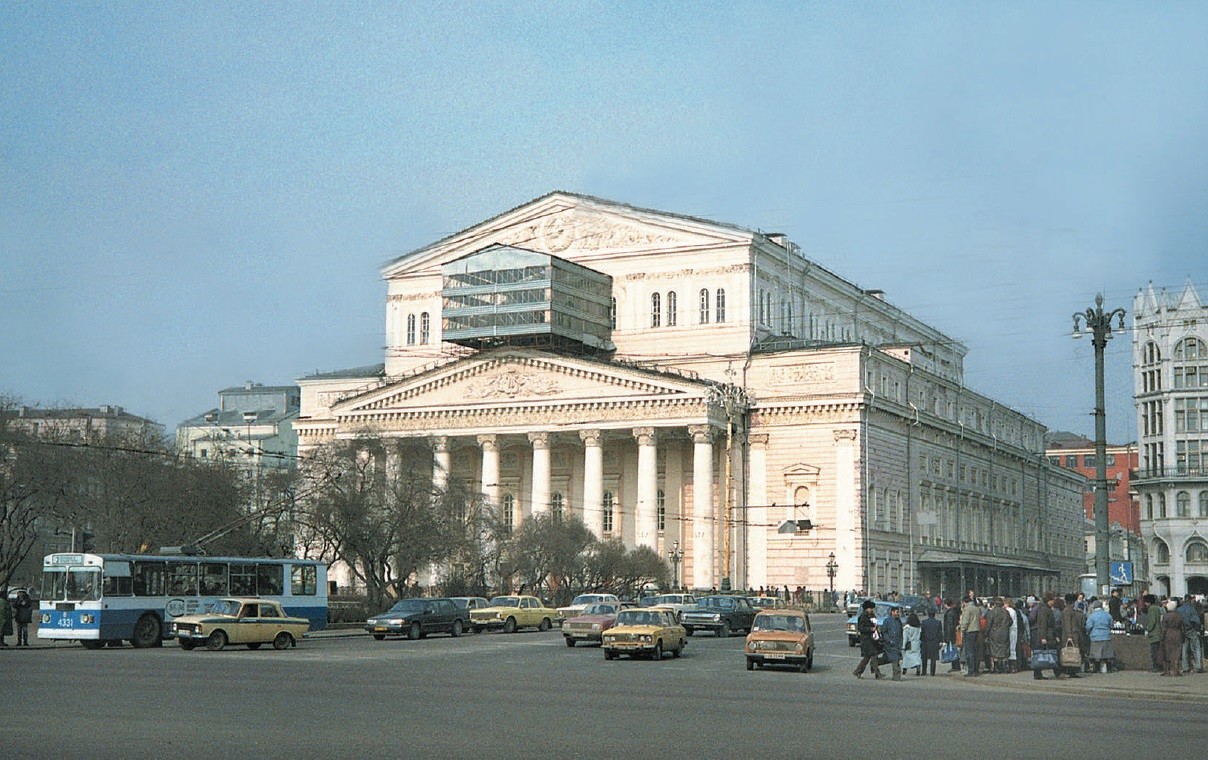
top-left (2, 2), bottom-right (1205, 442)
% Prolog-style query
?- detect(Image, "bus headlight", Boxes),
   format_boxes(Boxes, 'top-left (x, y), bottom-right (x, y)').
top-left (80, 614), bottom-right (94, 624)
top-left (41, 613), bottom-right (51, 624)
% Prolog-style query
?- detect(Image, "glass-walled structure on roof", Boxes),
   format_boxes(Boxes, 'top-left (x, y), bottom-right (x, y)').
top-left (441, 245), bottom-right (614, 352)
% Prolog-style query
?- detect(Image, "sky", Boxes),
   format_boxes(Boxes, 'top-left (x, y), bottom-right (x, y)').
top-left (2, 2), bottom-right (1205, 443)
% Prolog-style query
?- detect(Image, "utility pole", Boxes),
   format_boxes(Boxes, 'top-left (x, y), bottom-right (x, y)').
top-left (1073, 293), bottom-right (1126, 595)
top-left (707, 380), bottom-right (748, 592)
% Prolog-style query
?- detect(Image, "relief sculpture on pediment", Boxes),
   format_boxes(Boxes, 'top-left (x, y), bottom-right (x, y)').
top-left (465, 369), bottom-right (561, 399)
top-left (495, 211), bottom-right (684, 254)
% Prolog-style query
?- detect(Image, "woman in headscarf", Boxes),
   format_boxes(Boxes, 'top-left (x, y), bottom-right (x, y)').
top-left (985, 597), bottom-right (1012, 673)
top-left (902, 612), bottom-right (922, 676)
top-left (1161, 599), bottom-right (1186, 676)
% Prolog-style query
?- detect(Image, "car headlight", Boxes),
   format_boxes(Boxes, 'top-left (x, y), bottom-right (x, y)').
top-left (712, 614), bottom-right (721, 622)
top-left (591, 623), bottom-right (601, 631)
top-left (794, 642), bottom-right (804, 653)
top-left (640, 635), bottom-right (651, 643)
top-left (170, 623), bottom-right (178, 633)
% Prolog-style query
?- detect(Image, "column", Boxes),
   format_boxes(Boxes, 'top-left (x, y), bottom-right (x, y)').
top-left (580, 429), bottom-right (604, 538)
top-left (432, 436), bottom-right (451, 492)
top-left (477, 434), bottom-right (500, 509)
top-left (633, 427), bottom-right (658, 549)
top-left (833, 428), bottom-right (858, 593)
top-left (690, 425), bottom-right (715, 590)
top-left (747, 434), bottom-right (769, 589)
top-left (529, 431), bottom-right (551, 517)
top-left (383, 440), bottom-right (401, 505)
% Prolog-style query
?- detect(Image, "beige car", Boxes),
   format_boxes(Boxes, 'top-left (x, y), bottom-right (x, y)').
top-left (601, 608), bottom-right (686, 661)
top-left (170, 598), bottom-right (310, 651)
top-left (469, 595), bottom-right (558, 633)
top-left (745, 609), bottom-right (814, 672)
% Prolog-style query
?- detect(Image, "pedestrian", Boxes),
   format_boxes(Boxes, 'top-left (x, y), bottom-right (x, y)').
top-left (1161, 599), bottom-right (1186, 676)
top-left (1143, 593), bottom-right (1164, 673)
top-left (12, 589), bottom-right (32, 646)
top-left (1004, 597), bottom-right (1022, 672)
top-left (882, 606), bottom-right (905, 681)
top-left (959, 597), bottom-right (982, 677)
top-left (1058, 595), bottom-right (1086, 677)
top-left (920, 609), bottom-right (942, 676)
top-left (902, 612), bottom-right (922, 675)
top-left (853, 600), bottom-right (883, 679)
top-left (1108, 588), bottom-right (1123, 624)
top-left (985, 598), bottom-right (1011, 673)
top-left (1031, 592), bottom-right (1060, 680)
top-left (1085, 600), bottom-right (1114, 673)
top-left (1074, 592), bottom-right (1088, 613)
top-left (0, 592), bottom-right (11, 647)
top-left (943, 598), bottom-right (961, 672)
top-left (1177, 595), bottom-right (1204, 674)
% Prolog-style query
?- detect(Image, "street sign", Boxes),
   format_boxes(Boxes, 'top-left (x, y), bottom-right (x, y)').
top-left (1109, 561), bottom-right (1133, 586)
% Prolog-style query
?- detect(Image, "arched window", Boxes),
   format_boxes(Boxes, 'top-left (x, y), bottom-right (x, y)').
top-left (1188, 540), bottom-right (1208, 563)
top-left (657, 489), bottom-right (666, 532)
top-left (551, 492), bottom-right (564, 519)
top-left (650, 293), bottom-right (661, 328)
top-left (715, 289), bottom-right (726, 323)
top-left (602, 491), bottom-right (614, 533)
top-left (1143, 341), bottom-right (1161, 365)
top-left (1146, 494), bottom-right (1154, 521)
top-left (1178, 491), bottom-right (1191, 518)
top-left (406, 314), bottom-right (416, 346)
top-left (1159, 493), bottom-right (1168, 518)
top-left (610, 297), bottom-right (617, 329)
top-left (667, 291), bottom-right (677, 326)
top-left (502, 494), bottom-right (515, 532)
top-left (1201, 491), bottom-right (1208, 518)
top-left (1154, 538), bottom-right (1170, 564)
top-left (1174, 337), bottom-right (1208, 389)
top-left (420, 312), bottom-right (430, 344)
top-left (699, 288), bottom-right (710, 324)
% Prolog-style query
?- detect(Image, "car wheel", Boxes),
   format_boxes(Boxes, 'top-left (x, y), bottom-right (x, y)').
top-left (131, 614), bottom-right (161, 648)
top-left (716, 621), bottom-right (730, 638)
top-left (652, 641), bottom-right (663, 661)
top-left (746, 658), bottom-right (754, 671)
top-left (684, 626), bottom-right (694, 637)
top-left (673, 641), bottom-right (683, 658)
top-left (206, 630), bottom-right (227, 651)
top-left (372, 634), bottom-right (386, 641)
top-left (247, 643), bottom-right (261, 650)
top-left (565, 637), bottom-right (576, 647)
top-left (179, 640), bottom-right (195, 651)
top-left (81, 640), bottom-right (104, 650)
top-left (272, 632), bottom-right (292, 650)
top-left (604, 650), bottom-right (616, 660)
top-left (805, 649), bottom-right (814, 672)
top-left (472, 625), bottom-right (484, 634)
top-left (849, 638), bottom-right (857, 647)
top-left (538, 617), bottom-right (551, 632)
top-left (408, 622), bottom-right (422, 640)
top-left (451, 619), bottom-right (463, 638)
top-left (503, 617), bottom-right (517, 634)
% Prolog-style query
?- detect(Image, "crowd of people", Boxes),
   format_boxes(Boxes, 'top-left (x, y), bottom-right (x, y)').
top-left (851, 588), bottom-right (1206, 681)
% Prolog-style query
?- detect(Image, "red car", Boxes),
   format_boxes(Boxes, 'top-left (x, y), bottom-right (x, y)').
top-left (562, 602), bottom-right (630, 647)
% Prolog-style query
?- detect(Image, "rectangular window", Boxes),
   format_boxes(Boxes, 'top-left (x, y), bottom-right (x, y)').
top-left (1084, 455), bottom-right (1097, 468)
top-left (1065, 455), bottom-right (1077, 468)
top-left (257, 564), bottom-right (284, 596)
top-left (133, 561), bottom-right (166, 596)
top-left (200, 563), bottom-right (228, 596)
top-left (167, 562), bottom-right (198, 596)
top-left (230, 563), bottom-right (257, 596)
top-left (102, 560), bottom-right (133, 597)
top-left (1105, 453), bottom-right (1116, 466)
top-left (291, 565), bottom-right (317, 596)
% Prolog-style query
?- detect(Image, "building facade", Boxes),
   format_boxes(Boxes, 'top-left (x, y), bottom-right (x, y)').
top-left (297, 193), bottom-right (1085, 596)
top-left (1133, 280), bottom-right (1208, 596)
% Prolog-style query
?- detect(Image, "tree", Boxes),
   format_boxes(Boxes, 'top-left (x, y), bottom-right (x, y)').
top-left (497, 513), bottom-right (595, 603)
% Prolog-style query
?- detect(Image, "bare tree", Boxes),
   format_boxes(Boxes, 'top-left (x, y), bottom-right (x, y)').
top-left (497, 513), bottom-right (596, 603)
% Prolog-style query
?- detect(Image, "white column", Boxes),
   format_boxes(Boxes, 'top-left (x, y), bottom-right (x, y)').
top-left (690, 425), bottom-right (715, 590)
top-left (580, 429), bottom-right (604, 538)
top-left (432, 436), bottom-right (451, 492)
top-left (747, 434), bottom-right (769, 589)
top-left (633, 427), bottom-right (658, 549)
top-left (529, 431), bottom-right (551, 517)
top-left (834, 428), bottom-right (858, 593)
top-left (477, 434), bottom-right (500, 510)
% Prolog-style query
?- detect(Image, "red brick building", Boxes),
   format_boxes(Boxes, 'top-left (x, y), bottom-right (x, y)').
top-left (1046, 433), bottom-right (1140, 534)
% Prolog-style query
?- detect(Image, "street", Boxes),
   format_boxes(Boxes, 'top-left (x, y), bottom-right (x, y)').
top-left (4, 615), bottom-right (1201, 758)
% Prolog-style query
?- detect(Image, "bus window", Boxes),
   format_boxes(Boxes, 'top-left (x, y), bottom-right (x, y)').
top-left (102, 560), bottom-right (133, 596)
top-left (230, 564), bottom-right (256, 596)
top-left (133, 561), bottom-right (166, 596)
top-left (257, 564), bottom-right (283, 596)
top-left (200, 563), bottom-right (228, 596)
top-left (67, 568), bottom-right (100, 601)
top-left (291, 565), bottom-right (317, 596)
top-left (43, 569), bottom-right (66, 601)
top-left (167, 561), bottom-right (197, 596)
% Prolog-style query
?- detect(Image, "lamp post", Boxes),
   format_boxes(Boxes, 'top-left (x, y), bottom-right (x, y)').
top-left (826, 552), bottom-right (838, 598)
top-left (706, 380), bottom-right (748, 592)
top-left (668, 540), bottom-right (684, 592)
top-left (1073, 293), bottom-right (1127, 595)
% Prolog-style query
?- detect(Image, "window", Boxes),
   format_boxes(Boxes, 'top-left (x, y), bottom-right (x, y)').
top-left (610, 297), bottom-right (617, 329)
top-left (1201, 491), bottom-right (1208, 518)
top-left (551, 491), bottom-right (564, 519)
top-left (102, 561), bottom-right (133, 597)
top-left (1105, 453), bottom-right (1116, 466)
top-left (603, 491), bottom-right (614, 533)
top-left (200, 563), bottom-right (228, 596)
top-left (1186, 541), bottom-right (1208, 564)
top-left (1174, 337), bottom-right (1208, 388)
top-left (420, 312), bottom-right (430, 344)
top-left (406, 314), bottom-right (416, 345)
top-left (230, 564), bottom-right (257, 596)
top-left (291, 565), bottom-right (317, 596)
top-left (257, 564), bottom-right (283, 596)
top-left (167, 562), bottom-right (197, 596)
top-left (1178, 491), bottom-right (1191, 518)
top-left (1159, 493), bottom-right (1168, 519)
top-left (716, 289), bottom-right (726, 323)
top-left (503, 494), bottom-right (515, 532)
top-left (1065, 456), bottom-right (1077, 468)
top-left (699, 288), bottom-right (710, 324)
top-left (657, 489), bottom-right (666, 532)
top-left (1146, 494), bottom-right (1154, 521)
top-left (1155, 539), bottom-right (1170, 564)
top-left (650, 293), bottom-right (661, 327)
top-left (667, 291), bottom-right (677, 326)
top-left (1084, 455), bottom-right (1097, 468)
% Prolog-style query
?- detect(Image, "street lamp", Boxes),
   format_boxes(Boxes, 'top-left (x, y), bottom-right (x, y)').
top-left (668, 540), bottom-right (684, 591)
top-left (706, 380), bottom-right (748, 592)
top-left (826, 552), bottom-right (838, 598)
top-left (1073, 293), bottom-right (1127, 594)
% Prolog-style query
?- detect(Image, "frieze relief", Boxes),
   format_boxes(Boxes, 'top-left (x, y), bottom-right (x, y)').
top-left (770, 363), bottom-right (835, 386)
top-left (492, 211), bottom-right (689, 254)
top-left (465, 369), bottom-right (562, 399)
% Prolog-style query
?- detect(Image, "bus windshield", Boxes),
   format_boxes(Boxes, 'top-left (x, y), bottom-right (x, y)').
top-left (42, 568), bottom-right (101, 601)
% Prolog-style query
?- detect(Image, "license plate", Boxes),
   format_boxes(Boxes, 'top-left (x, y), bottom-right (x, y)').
top-left (764, 653), bottom-right (785, 659)
top-left (374, 627), bottom-right (387, 632)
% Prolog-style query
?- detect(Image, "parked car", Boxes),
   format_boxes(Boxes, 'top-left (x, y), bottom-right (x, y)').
top-left (170, 598), bottom-right (309, 651)
top-left (845, 596), bottom-right (868, 617)
top-left (750, 596), bottom-right (788, 610)
top-left (556, 593), bottom-right (619, 622)
top-left (648, 593), bottom-right (697, 620)
top-left (680, 595), bottom-right (757, 638)
top-left (845, 600), bottom-right (904, 647)
top-left (563, 602), bottom-right (628, 646)
top-left (745, 609), bottom-right (814, 672)
top-left (601, 608), bottom-right (686, 661)
top-left (450, 597), bottom-right (491, 615)
top-left (365, 597), bottom-right (469, 640)
top-left (470, 595), bottom-right (558, 633)
top-left (898, 595), bottom-right (938, 618)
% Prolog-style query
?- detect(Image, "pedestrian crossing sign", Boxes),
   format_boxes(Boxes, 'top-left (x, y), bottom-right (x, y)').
top-left (1109, 561), bottom-right (1133, 586)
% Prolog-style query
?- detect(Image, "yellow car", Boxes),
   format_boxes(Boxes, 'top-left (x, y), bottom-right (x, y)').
top-left (469, 595), bottom-right (558, 633)
top-left (744, 609), bottom-right (814, 672)
top-left (601, 608), bottom-right (686, 660)
top-left (170, 598), bottom-right (310, 651)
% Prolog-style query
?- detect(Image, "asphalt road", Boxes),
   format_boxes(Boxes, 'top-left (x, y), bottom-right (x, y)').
top-left (4, 615), bottom-right (1200, 758)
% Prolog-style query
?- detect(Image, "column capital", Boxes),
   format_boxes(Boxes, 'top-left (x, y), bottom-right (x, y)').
top-left (431, 435), bottom-right (449, 453)
top-left (688, 424), bottom-right (715, 444)
top-left (476, 434), bottom-right (498, 452)
top-left (528, 431), bottom-right (550, 449)
top-left (749, 433), bottom-right (770, 447)
top-left (579, 428), bottom-right (603, 447)
top-left (632, 427), bottom-right (657, 446)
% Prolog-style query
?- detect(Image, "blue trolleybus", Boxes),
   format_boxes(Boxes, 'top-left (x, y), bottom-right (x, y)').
top-left (37, 552), bottom-right (328, 648)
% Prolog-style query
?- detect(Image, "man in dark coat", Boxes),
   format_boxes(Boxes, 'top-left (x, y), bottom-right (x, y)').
top-left (942, 599), bottom-right (961, 672)
top-left (1031, 592), bottom-right (1060, 680)
top-left (853, 600), bottom-right (883, 679)
top-left (920, 609), bottom-right (943, 675)
top-left (1108, 589), bottom-right (1123, 624)
top-left (881, 606), bottom-right (904, 681)
top-left (12, 589), bottom-right (33, 646)
top-left (1059, 593), bottom-right (1087, 677)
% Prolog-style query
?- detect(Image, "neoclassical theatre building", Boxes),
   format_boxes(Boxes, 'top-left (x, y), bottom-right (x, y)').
top-left (296, 193), bottom-right (1084, 597)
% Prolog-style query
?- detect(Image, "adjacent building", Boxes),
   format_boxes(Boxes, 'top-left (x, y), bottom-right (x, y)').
top-left (297, 192), bottom-right (1085, 597)
top-left (3, 404), bottom-right (164, 443)
top-left (1133, 280), bottom-right (1208, 597)
top-left (176, 381), bottom-right (301, 483)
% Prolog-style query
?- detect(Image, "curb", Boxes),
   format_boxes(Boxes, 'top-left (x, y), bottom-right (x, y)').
top-left (959, 673), bottom-right (1208, 704)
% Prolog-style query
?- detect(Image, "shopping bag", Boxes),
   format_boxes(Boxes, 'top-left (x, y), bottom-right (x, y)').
top-left (1059, 639), bottom-right (1082, 669)
top-left (1030, 649), bottom-right (1058, 669)
top-left (940, 643), bottom-right (960, 663)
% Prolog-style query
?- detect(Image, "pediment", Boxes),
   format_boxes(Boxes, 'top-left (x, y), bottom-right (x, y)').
top-left (783, 463), bottom-right (821, 481)
top-left (331, 350), bottom-right (708, 416)
top-left (382, 192), bottom-right (754, 277)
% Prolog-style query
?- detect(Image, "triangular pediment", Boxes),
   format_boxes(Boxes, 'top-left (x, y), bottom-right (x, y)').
top-left (331, 349), bottom-right (708, 416)
top-left (382, 192), bottom-right (754, 278)
top-left (783, 463), bottom-right (821, 481)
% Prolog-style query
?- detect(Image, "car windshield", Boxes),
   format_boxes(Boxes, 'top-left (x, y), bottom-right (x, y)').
top-left (387, 599), bottom-right (428, 614)
top-left (653, 595), bottom-right (685, 605)
top-left (699, 597), bottom-right (735, 609)
top-left (488, 596), bottom-right (521, 608)
top-left (616, 610), bottom-right (659, 626)
top-left (571, 595), bottom-right (604, 605)
top-left (207, 600), bottom-right (241, 616)
top-left (582, 603), bottom-right (618, 616)
top-left (753, 614), bottom-right (805, 632)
